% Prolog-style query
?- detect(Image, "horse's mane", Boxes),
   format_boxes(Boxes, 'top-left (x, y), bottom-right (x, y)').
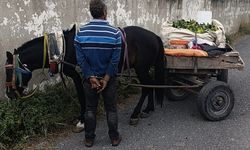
top-left (16, 25), bottom-right (74, 53)
top-left (17, 36), bottom-right (43, 53)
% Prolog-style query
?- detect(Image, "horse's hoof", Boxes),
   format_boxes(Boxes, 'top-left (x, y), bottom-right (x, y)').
top-left (140, 112), bottom-right (150, 118)
top-left (129, 118), bottom-right (139, 126)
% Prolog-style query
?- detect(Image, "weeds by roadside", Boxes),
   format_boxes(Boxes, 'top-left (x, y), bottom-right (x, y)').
top-left (0, 77), bottom-right (139, 149)
top-left (0, 81), bottom-right (80, 149)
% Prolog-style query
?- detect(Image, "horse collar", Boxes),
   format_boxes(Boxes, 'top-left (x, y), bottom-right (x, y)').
top-left (44, 31), bottom-right (65, 76)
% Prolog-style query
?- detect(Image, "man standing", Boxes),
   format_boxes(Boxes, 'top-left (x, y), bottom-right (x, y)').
top-left (74, 0), bottom-right (122, 147)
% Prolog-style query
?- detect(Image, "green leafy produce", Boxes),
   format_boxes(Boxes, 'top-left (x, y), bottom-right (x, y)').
top-left (172, 19), bottom-right (217, 33)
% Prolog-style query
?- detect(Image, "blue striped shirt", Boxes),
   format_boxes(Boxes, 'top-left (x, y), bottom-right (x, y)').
top-left (74, 19), bottom-right (122, 79)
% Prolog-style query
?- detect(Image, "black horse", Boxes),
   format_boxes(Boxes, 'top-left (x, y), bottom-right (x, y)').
top-left (5, 25), bottom-right (165, 125)
top-left (5, 25), bottom-right (86, 128)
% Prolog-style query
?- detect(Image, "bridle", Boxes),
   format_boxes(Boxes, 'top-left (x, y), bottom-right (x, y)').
top-left (5, 64), bottom-right (15, 90)
top-left (5, 28), bottom-right (81, 100)
top-left (5, 51), bottom-right (34, 99)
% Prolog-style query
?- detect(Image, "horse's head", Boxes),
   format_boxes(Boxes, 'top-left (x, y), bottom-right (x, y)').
top-left (5, 50), bottom-right (32, 99)
top-left (5, 25), bottom-right (76, 99)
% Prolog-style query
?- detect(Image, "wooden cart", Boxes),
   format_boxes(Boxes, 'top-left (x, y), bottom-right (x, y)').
top-left (165, 45), bottom-right (244, 121)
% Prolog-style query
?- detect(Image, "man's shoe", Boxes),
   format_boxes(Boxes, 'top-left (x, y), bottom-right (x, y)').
top-left (111, 136), bottom-right (122, 146)
top-left (85, 139), bottom-right (94, 147)
top-left (72, 121), bottom-right (85, 133)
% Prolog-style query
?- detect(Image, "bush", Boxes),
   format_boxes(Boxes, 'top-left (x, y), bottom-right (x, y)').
top-left (0, 82), bottom-right (80, 149)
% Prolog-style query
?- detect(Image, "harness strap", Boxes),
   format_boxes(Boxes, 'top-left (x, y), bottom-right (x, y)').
top-left (5, 82), bottom-right (12, 87)
top-left (15, 67), bottom-right (32, 75)
top-left (16, 56), bottom-right (23, 87)
top-left (59, 32), bottom-right (68, 90)
top-left (5, 64), bottom-right (13, 68)
top-left (119, 28), bottom-right (131, 79)
top-left (16, 57), bottom-right (32, 75)
top-left (19, 87), bottom-right (38, 99)
top-left (59, 31), bottom-right (66, 73)
top-left (12, 54), bottom-right (17, 89)
top-left (43, 33), bottom-right (48, 72)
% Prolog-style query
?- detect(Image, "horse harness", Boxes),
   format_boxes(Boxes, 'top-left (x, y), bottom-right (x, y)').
top-left (5, 31), bottom-right (68, 99)
top-left (43, 31), bottom-right (65, 76)
top-left (5, 50), bottom-right (34, 99)
top-left (118, 27), bottom-right (131, 79)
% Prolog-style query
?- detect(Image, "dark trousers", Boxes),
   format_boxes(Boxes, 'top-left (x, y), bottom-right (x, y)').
top-left (84, 77), bottom-right (119, 140)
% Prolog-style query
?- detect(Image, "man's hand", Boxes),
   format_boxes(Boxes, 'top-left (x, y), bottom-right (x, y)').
top-left (97, 74), bottom-right (110, 93)
top-left (89, 76), bottom-right (101, 89)
top-left (97, 79), bottom-right (108, 93)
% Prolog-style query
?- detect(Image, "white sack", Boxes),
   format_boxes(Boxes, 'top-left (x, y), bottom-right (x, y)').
top-left (161, 19), bottom-right (226, 48)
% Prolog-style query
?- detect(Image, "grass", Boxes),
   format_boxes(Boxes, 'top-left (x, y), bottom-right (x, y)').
top-left (0, 81), bottom-right (80, 149)
top-left (0, 77), bottom-right (139, 149)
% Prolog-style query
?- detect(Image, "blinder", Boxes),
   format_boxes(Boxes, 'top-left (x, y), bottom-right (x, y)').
top-left (5, 53), bottom-right (32, 98)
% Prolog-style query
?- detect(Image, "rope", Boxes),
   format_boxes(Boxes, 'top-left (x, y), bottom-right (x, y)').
top-left (20, 87), bottom-right (38, 99)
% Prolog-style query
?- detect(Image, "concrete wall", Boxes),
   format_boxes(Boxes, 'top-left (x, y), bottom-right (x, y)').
top-left (0, 0), bottom-right (250, 99)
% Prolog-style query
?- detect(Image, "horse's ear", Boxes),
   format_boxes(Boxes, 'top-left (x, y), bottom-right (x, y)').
top-left (6, 51), bottom-right (13, 59)
top-left (14, 49), bottom-right (18, 55)
top-left (70, 24), bottom-right (76, 33)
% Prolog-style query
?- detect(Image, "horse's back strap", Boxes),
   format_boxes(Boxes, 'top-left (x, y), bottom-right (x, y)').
top-left (5, 64), bottom-right (13, 68)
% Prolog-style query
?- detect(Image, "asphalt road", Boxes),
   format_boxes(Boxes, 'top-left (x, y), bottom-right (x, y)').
top-left (54, 36), bottom-right (250, 150)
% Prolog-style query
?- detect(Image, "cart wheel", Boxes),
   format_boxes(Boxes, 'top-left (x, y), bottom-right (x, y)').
top-left (217, 69), bottom-right (228, 83)
top-left (197, 81), bottom-right (234, 121)
top-left (166, 89), bottom-right (190, 101)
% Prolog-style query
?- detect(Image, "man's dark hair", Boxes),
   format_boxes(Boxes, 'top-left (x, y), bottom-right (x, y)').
top-left (89, 0), bottom-right (107, 19)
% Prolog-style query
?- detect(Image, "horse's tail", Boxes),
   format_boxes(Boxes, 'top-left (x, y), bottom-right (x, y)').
top-left (154, 36), bottom-right (165, 106)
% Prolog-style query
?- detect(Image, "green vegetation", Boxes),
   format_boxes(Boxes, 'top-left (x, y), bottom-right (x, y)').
top-left (0, 81), bottom-right (80, 149)
top-left (0, 78), bottom-right (139, 149)
top-left (172, 19), bottom-right (217, 33)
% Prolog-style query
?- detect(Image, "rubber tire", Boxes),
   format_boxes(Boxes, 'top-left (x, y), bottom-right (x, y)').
top-left (197, 81), bottom-right (234, 121)
top-left (166, 88), bottom-right (190, 101)
top-left (217, 69), bottom-right (228, 83)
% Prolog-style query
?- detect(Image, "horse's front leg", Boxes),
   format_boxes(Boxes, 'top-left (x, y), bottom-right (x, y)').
top-left (65, 70), bottom-right (86, 133)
